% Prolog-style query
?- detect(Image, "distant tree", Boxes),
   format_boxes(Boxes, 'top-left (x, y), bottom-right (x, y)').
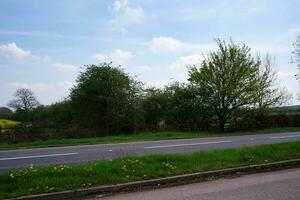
top-left (141, 87), bottom-right (169, 128)
top-left (293, 35), bottom-right (300, 66)
top-left (7, 88), bottom-right (40, 112)
top-left (70, 63), bottom-right (142, 135)
top-left (29, 100), bottom-right (73, 128)
top-left (256, 54), bottom-right (290, 111)
top-left (188, 39), bottom-right (260, 132)
top-left (0, 107), bottom-right (13, 119)
top-left (164, 82), bottom-right (213, 130)
top-left (293, 35), bottom-right (300, 96)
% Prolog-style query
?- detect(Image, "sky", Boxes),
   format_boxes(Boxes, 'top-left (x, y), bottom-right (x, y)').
top-left (0, 0), bottom-right (300, 106)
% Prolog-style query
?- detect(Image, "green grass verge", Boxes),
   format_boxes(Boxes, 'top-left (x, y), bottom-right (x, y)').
top-left (1, 127), bottom-right (300, 150)
top-left (1, 141), bottom-right (300, 199)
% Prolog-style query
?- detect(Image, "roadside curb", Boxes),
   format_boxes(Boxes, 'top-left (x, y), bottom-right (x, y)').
top-left (9, 158), bottom-right (300, 200)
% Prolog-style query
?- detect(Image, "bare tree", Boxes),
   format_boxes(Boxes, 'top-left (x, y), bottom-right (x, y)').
top-left (256, 54), bottom-right (290, 111)
top-left (293, 35), bottom-right (300, 66)
top-left (293, 35), bottom-right (300, 94)
top-left (8, 88), bottom-right (40, 112)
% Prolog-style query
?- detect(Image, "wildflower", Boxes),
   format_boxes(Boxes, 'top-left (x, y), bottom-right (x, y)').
top-left (10, 173), bottom-right (14, 179)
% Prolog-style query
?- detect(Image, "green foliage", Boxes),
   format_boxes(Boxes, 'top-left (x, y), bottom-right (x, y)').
top-left (164, 82), bottom-right (213, 130)
top-left (70, 63), bottom-right (142, 135)
top-left (188, 39), bottom-right (286, 132)
top-left (29, 101), bottom-right (73, 128)
top-left (4, 39), bottom-right (293, 140)
top-left (141, 87), bottom-right (169, 127)
top-left (1, 141), bottom-right (300, 199)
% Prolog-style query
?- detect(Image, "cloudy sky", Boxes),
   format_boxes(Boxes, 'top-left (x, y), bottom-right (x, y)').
top-left (0, 0), bottom-right (299, 106)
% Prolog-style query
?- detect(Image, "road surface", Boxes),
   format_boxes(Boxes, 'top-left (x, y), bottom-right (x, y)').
top-left (89, 168), bottom-right (300, 200)
top-left (0, 131), bottom-right (300, 171)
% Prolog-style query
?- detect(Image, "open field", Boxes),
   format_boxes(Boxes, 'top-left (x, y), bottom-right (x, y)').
top-left (0, 119), bottom-right (19, 128)
top-left (0, 141), bottom-right (300, 199)
top-left (1, 127), bottom-right (300, 150)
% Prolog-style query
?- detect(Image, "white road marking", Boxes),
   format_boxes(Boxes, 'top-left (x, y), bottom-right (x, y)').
top-left (270, 135), bottom-right (300, 139)
top-left (108, 149), bottom-right (113, 152)
top-left (0, 152), bottom-right (79, 161)
top-left (144, 140), bottom-right (232, 149)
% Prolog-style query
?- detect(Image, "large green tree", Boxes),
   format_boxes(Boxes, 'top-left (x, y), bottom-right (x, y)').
top-left (70, 63), bottom-right (142, 135)
top-left (188, 39), bottom-right (260, 132)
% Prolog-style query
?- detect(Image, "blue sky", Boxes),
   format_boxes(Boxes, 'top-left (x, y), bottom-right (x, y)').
top-left (0, 0), bottom-right (299, 106)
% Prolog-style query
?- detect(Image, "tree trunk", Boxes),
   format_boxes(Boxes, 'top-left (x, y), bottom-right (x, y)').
top-left (219, 117), bottom-right (225, 132)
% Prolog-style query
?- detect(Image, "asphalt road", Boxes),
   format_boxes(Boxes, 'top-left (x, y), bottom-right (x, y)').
top-left (91, 168), bottom-right (300, 200)
top-left (1, 131), bottom-right (300, 172)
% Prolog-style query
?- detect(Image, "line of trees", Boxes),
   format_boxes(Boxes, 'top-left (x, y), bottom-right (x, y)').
top-left (4, 39), bottom-right (293, 140)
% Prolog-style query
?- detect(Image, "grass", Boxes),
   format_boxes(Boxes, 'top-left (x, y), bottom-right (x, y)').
top-left (0, 141), bottom-right (300, 199)
top-left (1, 127), bottom-right (300, 150)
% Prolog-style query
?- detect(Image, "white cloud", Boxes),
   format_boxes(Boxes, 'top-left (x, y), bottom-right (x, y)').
top-left (109, 0), bottom-right (144, 32)
top-left (249, 43), bottom-right (292, 54)
top-left (113, 0), bottom-right (127, 12)
top-left (0, 42), bottom-right (31, 59)
top-left (53, 63), bottom-right (77, 71)
top-left (179, 1), bottom-right (266, 22)
top-left (145, 79), bottom-right (170, 88)
top-left (150, 37), bottom-right (184, 53)
top-left (93, 49), bottom-right (133, 65)
top-left (149, 36), bottom-right (216, 54)
top-left (110, 49), bottom-right (133, 65)
top-left (170, 54), bottom-right (203, 70)
top-left (92, 53), bottom-right (107, 62)
top-left (148, 36), bottom-right (293, 56)
top-left (0, 42), bottom-right (76, 72)
top-left (162, 54), bottom-right (204, 83)
top-left (135, 65), bottom-right (151, 72)
top-left (113, 0), bottom-right (143, 19)
top-left (278, 70), bottom-right (297, 78)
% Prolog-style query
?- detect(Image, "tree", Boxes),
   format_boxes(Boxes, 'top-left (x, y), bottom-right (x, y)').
top-left (293, 35), bottom-right (300, 94)
top-left (293, 35), bottom-right (300, 66)
top-left (8, 88), bottom-right (40, 112)
top-left (256, 54), bottom-right (290, 111)
top-left (188, 39), bottom-right (260, 132)
top-left (0, 107), bottom-right (13, 119)
top-left (164, 82), bottom-right (212, 130)
top-left (141, 87), bottom-right (169, 129)
top-left (70, 63), bottom-right (142, 135)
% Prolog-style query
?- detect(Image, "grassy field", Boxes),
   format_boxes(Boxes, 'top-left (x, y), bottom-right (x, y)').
top-left (0, 127), bottom-right (300, 150)
top-left (272, 105), bottom-right (300, 114)
top-left (0, 141), bottom-right (300, 199)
